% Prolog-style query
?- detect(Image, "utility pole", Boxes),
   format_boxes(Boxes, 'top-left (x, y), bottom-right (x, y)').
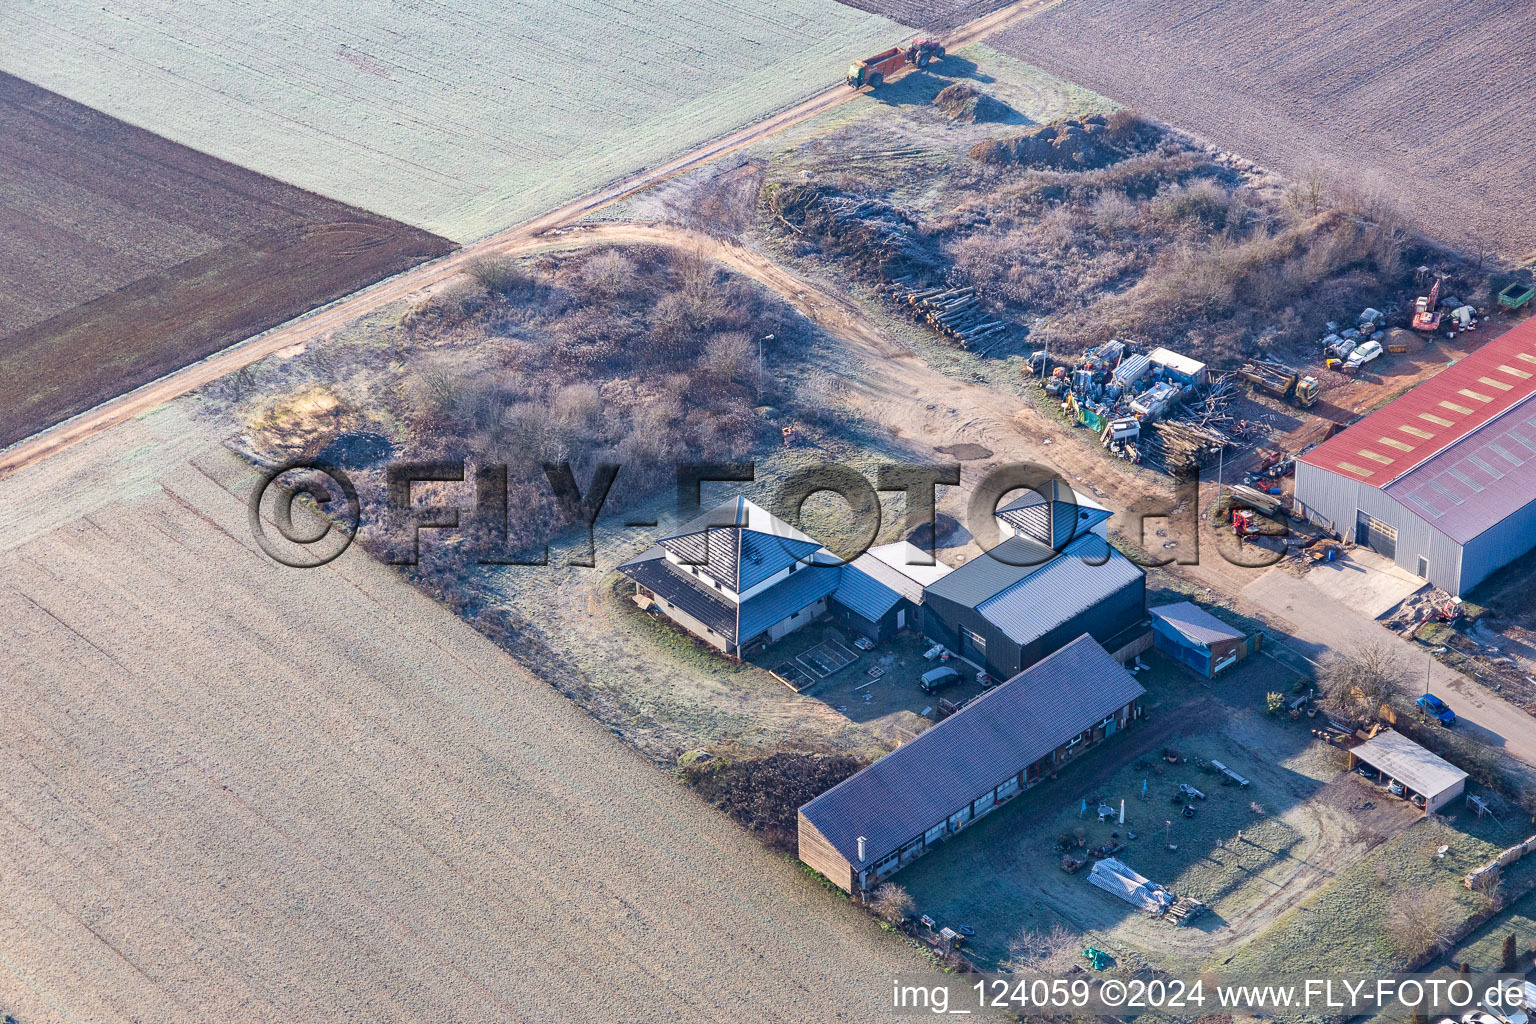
top-left (759, 333), bottom-right (773, 385)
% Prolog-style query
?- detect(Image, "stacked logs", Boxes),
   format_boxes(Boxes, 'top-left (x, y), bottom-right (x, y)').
top-left (884, 278), bottom-right (1011, 349)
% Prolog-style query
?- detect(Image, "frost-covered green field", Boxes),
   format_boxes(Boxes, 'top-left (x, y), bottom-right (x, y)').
top-left (1, 0), bottom-right (902, 242)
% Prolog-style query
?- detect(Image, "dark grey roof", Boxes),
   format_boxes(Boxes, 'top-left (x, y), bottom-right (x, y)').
top-left (619, 548), bottom-right (738, 640)
top-left (976, 535), bottom-right (1144, 645)
top-left (738, 563), bottom-right (841, 642)
top-left (1149, 601), bottom-right (1244, 647)
top-left (800, 635), bottom-right (1146, 867)
top-left (831, 564), bottom-right (905, 623)
top-left (659, 496), bottom-right (823, 591)
top-left (922, 535), bottom-right (1059, 607)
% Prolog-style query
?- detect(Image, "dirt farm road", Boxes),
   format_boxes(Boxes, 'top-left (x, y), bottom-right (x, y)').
top-left (0, 0), bottom-right (1063, 484)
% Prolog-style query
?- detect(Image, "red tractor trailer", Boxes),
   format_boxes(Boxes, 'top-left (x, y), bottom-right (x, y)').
top-left (846, 39), bottom-right (944, 89)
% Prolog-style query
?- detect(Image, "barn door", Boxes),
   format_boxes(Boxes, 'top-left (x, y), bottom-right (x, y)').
top-left (1356, 511), bottom-right (1397, 559)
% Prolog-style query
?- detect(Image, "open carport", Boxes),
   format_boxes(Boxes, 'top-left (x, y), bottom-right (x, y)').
top-left (1348, 729), bottom-right (1468, 814)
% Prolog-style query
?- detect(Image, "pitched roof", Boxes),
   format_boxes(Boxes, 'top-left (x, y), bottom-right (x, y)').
top-left (800, 635), bottom-right (1146, 867)
top-left (619, 547), bottom-right (739, 640)
top-left (832, 563), bottom-right (905, 622)
top-left (975, 535), bottom-right (1144, 644)
top-left (1352, 729), bottom-right (1468, 797)
top-left (738, 562), bottom-right (841, 641)
top-left (1381, 392), bottom-right (1536, 543)
top-left (658, 497), bottom-right (823, 591)
top-left (922, 535), bottom-right (1060, 608)
top-left (1150, 601), bottom-right (1244, 646)
top-left (1299, 317), bottom-right (1536, 494)
top-left (850, 542), bottom-right (951, 605)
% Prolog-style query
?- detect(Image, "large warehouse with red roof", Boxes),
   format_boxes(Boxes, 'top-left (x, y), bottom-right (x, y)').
top-left (1295, 317), bottom-right (1536, 596)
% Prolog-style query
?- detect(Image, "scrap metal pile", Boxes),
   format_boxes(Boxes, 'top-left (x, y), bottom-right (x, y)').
top-left (1037, 340), bottom-right (1267, 477)
top-left (884, 279), bottom-right (1012, 351)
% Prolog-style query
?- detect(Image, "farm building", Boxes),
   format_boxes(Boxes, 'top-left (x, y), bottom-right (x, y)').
top-left (617, 497), bottom-right (908, 657)
top-left (1150, 601), bottom-right (1250, 677)
top-left (1348, 729), bottom-right (1468, 814)
top-left (797, 634), bottom-right (1146, 893)
top-left (1295, 317), bottom-right (1536, 595)
top-left (921, 530), bottom-right (1146, 683)
top-left (840, 541), bottom-right (952, 641)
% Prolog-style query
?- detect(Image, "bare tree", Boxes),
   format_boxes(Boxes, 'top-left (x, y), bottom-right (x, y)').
top-left (1006, 922), bottom-right (1078, 974)
top-left (870, 883), bottom-right (913, 926)
top-left (1321, 641), bottom-right (1405, 726)
top-left (1386, 888), bottom-right (1461, 959)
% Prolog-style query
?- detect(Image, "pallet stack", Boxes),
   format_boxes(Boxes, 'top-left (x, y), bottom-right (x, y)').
top-left (885, 278), bottom-right (1011, 349)
top-left (1168, 895), bottom-right (1207, 925)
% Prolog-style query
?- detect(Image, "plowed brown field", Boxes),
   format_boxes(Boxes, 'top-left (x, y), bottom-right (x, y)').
top-left (0, 72), bottom-right (453, 448)
top-left (992, 0), bottom-right (1536, 260)
top-left (831, 0), bottom-right (1017, 30)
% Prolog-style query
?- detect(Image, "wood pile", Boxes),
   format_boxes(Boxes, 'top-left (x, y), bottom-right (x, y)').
top-left (885, 278), bottom-right (1011, 349)
top-left (1139, 374), bottom-right (1269, 477)
top-left (1167, 895), bottom-right (1207, 925)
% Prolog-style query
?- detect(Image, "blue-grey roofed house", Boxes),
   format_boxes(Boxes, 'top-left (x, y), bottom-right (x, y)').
top-left (618, 497), bottom-right (917, 657)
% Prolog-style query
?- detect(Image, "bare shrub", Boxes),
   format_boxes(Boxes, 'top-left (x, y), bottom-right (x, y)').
top-left (579, 251), bottom-right (637, 300)
top-left (468, 257), bottom-right (530, 296)
top-left (1320, 641), bottom-right (1404, 726)
top-left (1105, 107), bottom-right (1151, 145)
top-left (549, 383), bottom-right (601, 432)
top-left (870, 883), bottom-right (914, 925)
top-left (1092, 192), bottom-right (1138, 234)
top-left (703, 331), bottom-right (754, 383)
top-left (1006, 922), bottom-right (1078, 973)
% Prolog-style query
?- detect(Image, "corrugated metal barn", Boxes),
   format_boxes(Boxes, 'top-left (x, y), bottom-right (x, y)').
top-left (921, 532), bottom-right (1146, 682)
top-left (1295, 317), bottom-right (1536, 596)
top-left (797, 635), bottom-right (1145, 893)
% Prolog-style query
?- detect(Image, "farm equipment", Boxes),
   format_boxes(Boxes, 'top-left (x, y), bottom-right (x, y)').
top-left (1411, 277), bottom-right (1444, 332)
top-left (847, 39), bottom-right (943, 88)
top-left (1498, 280), bottom-right (1535, 312)
top-left (1238, 359), bottom-right (1322, 407)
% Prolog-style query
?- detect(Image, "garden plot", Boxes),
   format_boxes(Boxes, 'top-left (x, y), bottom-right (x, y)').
top-left (0, 0), bottom-right (903, 242)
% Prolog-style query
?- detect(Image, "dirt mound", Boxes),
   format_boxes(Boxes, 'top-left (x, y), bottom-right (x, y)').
top-left (932, 83), bottom-right (1012, 124)
top-left (681, 751), bottom-right (866, 852)
top-left (249, 387), bottom-right (368, 461)
top-left (968, 114), bottom-right (1122, 169)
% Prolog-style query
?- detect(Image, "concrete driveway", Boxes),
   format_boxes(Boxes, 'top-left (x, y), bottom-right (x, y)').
top-left (1242, 566), bottom-right (1536, 770)
top-left (1303, 547), bottom-right (1427, 619)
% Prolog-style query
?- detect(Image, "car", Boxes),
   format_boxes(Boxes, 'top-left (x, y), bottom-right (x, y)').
top-left (1346, 338), bottom-right (1383, 367)
top-left (1388, 778), bottom-right (1407, 798)
top-left (1417, 692), bottom-right (1456, 725)
top-left (920, 666), bottom-right (961, 694)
